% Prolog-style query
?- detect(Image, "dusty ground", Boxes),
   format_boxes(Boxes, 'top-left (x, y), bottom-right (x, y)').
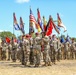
top-left (0, 60), bottom-right (76, 75)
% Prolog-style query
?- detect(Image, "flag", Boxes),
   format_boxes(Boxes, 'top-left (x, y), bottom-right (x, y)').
top-left (46, 16), bottom-right (53, 36)
top-left (46, 16), bottom-right (60, 35)
top-left (20, 17), bottom-right (25, 34)
top-left (52, 19), bottom-right (60, 34)
top-left (37, 8), bottom-right (43, 31)
top-left (30, 8), bottom-right (41, 32)
top-left (43, 16), bottom-right (47, 32)
top-left (57, 13), bottom-right (67, 32)
top-left (60, 35), bottom-right (65, 43)
top-left (13, 13), bottom-right (20, 30)
top-left (65, 35), bottom-right (71, 43)
top-left (6, 37), bottom-right (10, 43)
top-left (29, 16), bottom-right (34, 34)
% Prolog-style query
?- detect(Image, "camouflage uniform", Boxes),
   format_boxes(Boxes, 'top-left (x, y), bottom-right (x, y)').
top-left (22, 37), bottom-right (30, 66)
top-left (2, 43), bottom-right (8, 60)
top-left (11, 42), bottom-right (17, 62)
top-left (73, 42), bottom-right (76, 59)
top-left (19, 41), bottom-right (25, 65)
top-left (29, 37), bottom-right (34, 65)
top-left (0, 44), bottom-right (2, 60)
top-left (33, 34), bottom-right (41, 67)
top-left (7, 43), bottom-right (12, 60)
top-left (64, 42), bottom-right (70, 59)
top-left (50, 35), bottom-right (57, 64)
top-left (70, 43), bottom-right (74, 59)
top-left (43, 36), bottom-right (51, 66)
top-left (70, 39), bottom-right (76, 59)
top-left (56, 38), bottom-right (61, 61)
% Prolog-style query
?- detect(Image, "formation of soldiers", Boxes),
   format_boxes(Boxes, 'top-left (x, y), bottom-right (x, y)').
top-left (0, 32), bottom-right (76, 67)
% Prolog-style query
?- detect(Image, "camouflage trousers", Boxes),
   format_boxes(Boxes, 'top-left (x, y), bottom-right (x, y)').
top-left (33, 49), bottom-right (41, 67)
top-left (43, 50), bottom-right (51, 65)
top-left (11, 50), bottom-right (17, 62)
top-left (50, 46), bottom-right (56, 64)
top-left (0, 48), bottom-right (2, 60)
top-left (2, 51), bottom-right (6, 60)
top-left (29, 48), bottom-right (34, 65)
top-left (55, 49), bottom-right (61, 61)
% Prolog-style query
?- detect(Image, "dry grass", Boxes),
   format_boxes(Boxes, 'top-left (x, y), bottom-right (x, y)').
top-left (0, 60), bottom-right (76, 75)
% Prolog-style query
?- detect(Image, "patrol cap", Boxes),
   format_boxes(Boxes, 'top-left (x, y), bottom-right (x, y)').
top-left (26, 34), bottom-right (29, 38)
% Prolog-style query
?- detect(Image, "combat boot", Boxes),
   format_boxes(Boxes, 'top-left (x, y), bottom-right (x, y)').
top-left (48, 62), bottom-right (52, 66)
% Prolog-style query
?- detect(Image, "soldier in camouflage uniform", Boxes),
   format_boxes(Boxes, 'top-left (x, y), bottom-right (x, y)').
top-left (56, 38), bottom-right (61, 61)
top-left (70, 38), bottom-right (76, 59)
top-left (22, 34), bottom-right (30, 66)
top-left (73, 39), bottom-right (76, 59)
top-left (20, 40), bottom-right (25, 65)
top-left (7, 42), bottom-right (12, 60)
top-left (33, 33), bottom-right (41, 67)
top-left (42, 35), bottom-right (51, 66)
top-left (29, 36), bottom-right (34, 65)
top-left (0, 42), bottom-right (2, 60)
top-left (11, 41), bottom-right (17, 62)
top-left (2, 42), bottom-right (8, 60)
top-left (70, 39), bottom-right (74, 59)
top-left (64, 40), bottom-right (70, 60)
top-left (50, 34), bottom-right (57, 64)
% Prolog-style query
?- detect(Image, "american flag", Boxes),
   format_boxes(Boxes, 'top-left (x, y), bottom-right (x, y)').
top-left (30, 8), bottom-right (37, 24)
top-left (29, 8), bottom-right (41, 32)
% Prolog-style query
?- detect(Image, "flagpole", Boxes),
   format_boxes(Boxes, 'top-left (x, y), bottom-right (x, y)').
top-left (13, 13), bottom-right (15, 37)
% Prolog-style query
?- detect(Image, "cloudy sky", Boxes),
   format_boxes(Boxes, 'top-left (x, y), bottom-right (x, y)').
top-left (0, 0), bottom-right (76, 37)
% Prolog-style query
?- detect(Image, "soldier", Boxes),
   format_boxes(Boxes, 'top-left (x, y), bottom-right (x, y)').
top-left (0, 42), bottom-right (2, 60)
top-left (29, 36), bottom-right (34, 65)
top-left (2, 42), bottom-right (8, 60)
top-left (42, 35), bottom-right (51, 66)
top-left (7, 42), bottom-right (12, 60)
top-left (73, 39), bottom-right (76, 59)
top-left (56, 38), bottom-right (61, 61)
top-left (50, 34), bottom-right (57, 64)
top-left (70, 38), bottom-right (76, 59)
top-left (33, 33), bottom-right (41, 67)
top-left (22, 34), bottom-right (30, 66)
top-left (64, 39), bottom-right (70, 60)
top-left (70, 39), bottom-right (74, 59)
top-left (11, 41), bottom-right (17, 62)
top-left (19, 40), bottom-right (25, 65)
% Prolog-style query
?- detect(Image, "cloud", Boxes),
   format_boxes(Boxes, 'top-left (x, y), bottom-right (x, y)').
top-left (16, 0), bottom-right (30, 3)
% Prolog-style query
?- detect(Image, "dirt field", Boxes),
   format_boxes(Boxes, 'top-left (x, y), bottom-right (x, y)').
top-left (0, 60), bottom-right (76, 75)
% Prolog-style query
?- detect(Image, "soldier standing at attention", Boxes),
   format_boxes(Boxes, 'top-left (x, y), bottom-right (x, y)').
top-left (70, 38), bottom-right (76, 59)
top-left (2, 41), bottom-right (8, 60)
top-left (33, 33), bottom-right (41, 67)
top-left (0, 42), bottom-right (2, 60)
top-left (56, 38), bottom-right (61, 61)
top-left (7, 42), bottom-right (12, 60)
top-left (22, 34), bottom-right (30, 66)
top-left (50, 34), bottom-right (57, 64)
top-left (64, 39), bottom-right (70, 60)
top-left (42, 35), bottom-right (51, 66)
top-left (11, 41), bottom-right (17, 62)
top-left (29, 35), bottom-right (34, 65)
